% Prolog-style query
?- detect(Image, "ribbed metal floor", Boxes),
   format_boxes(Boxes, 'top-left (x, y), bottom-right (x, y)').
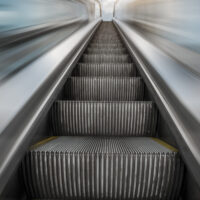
top-left (22, 22), bottom-right (183, 200)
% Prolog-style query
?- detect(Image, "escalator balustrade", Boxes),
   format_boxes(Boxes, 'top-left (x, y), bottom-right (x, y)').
top-left (22, 22), bottom-right (184, 200)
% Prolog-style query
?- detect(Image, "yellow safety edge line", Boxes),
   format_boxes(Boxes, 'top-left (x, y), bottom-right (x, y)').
top-left (152, 137), bottom-right (178, 152)
top-left (30, 136), bottom-right (58, 150)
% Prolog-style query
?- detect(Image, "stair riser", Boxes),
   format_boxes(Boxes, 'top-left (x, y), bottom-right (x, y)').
top-left (51, 102), bottom-right (157, 136)
top-left (92, 37), bottom-right (120, 39)
top-left (92, 39), bottom-right (122, 43)
top-left (73, 64), bottom-right (136, 77)
top-left (23, 151), bottom-right (183, 200)
top-left (82, 55), bottom-right (131, 63)
top-left (87, 47), bottom-right (125, 51)
top-left (89, 44), bottom-right (124, 48)
top-left (65, 78), bottom-right (144, 101)
top-left (86, 49), bottom-right (126, 54)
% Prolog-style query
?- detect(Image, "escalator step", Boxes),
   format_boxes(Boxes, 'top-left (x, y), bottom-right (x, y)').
top-left (72, 63), bottom-right (136, 77)
top-left (92, 39), bottom-right (122, 43)
top-left (86, 48), bottom-right (126, 54)
top-left (22, 136), bottom-right (183, 200)
top-left (92, 35), bottom-right (120, 39)
top-left (51, 101), bottom-right (157, 136)
top-left (93, 36), bottom-right (120, 40)
top-left (89, 43), bottom-right (124, 48)
top-left (87, 46), bottom-right (125, 51)
top-left (65, 77), bottom-right (144, 100)
top-left (92, 36), bottom-right (121, 39)
top-left (82, 54), bottom-right (131, 63)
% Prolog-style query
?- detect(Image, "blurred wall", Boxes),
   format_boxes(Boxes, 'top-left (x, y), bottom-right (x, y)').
top-left (115, 0), bottom-right (200, 53)
top-left (0, 0), bottom-right (100, 34)
top-left (102, 0), bottom-right (115, 21)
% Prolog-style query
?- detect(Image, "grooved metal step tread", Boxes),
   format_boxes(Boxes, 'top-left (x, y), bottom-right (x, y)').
top-left (87, 47), bottom-right (126, 51)
top-left (86, 48), bottom-right (126, 54)
top-left (22, 137), bottom-right (183, 200)
top-left (92, 36), bottom-right (121, 39)
top-left (89, 43), bottom-right (124, 48)
top-left (92, 37), bottom-right (120, 41)
top-left (90, 41), bottom-right (123, 43)
top-left (51, 101), bottom-right (157, 136)
top-left (72, 63), bottom-right (136, 77)
top-left (92, 40), bottom-right (122, 44)
top-left (94, 32), bottom-right (119, 35)
top-left (94, 37), bottom-right (120, 39)
top-left (82, 54), bottom-right (131, 63)
top-left (65, 77), bottom-right (144, 101)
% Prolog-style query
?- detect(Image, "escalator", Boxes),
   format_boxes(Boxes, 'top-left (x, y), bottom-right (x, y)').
top-left (21, 22), bottom-right (184, 199)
